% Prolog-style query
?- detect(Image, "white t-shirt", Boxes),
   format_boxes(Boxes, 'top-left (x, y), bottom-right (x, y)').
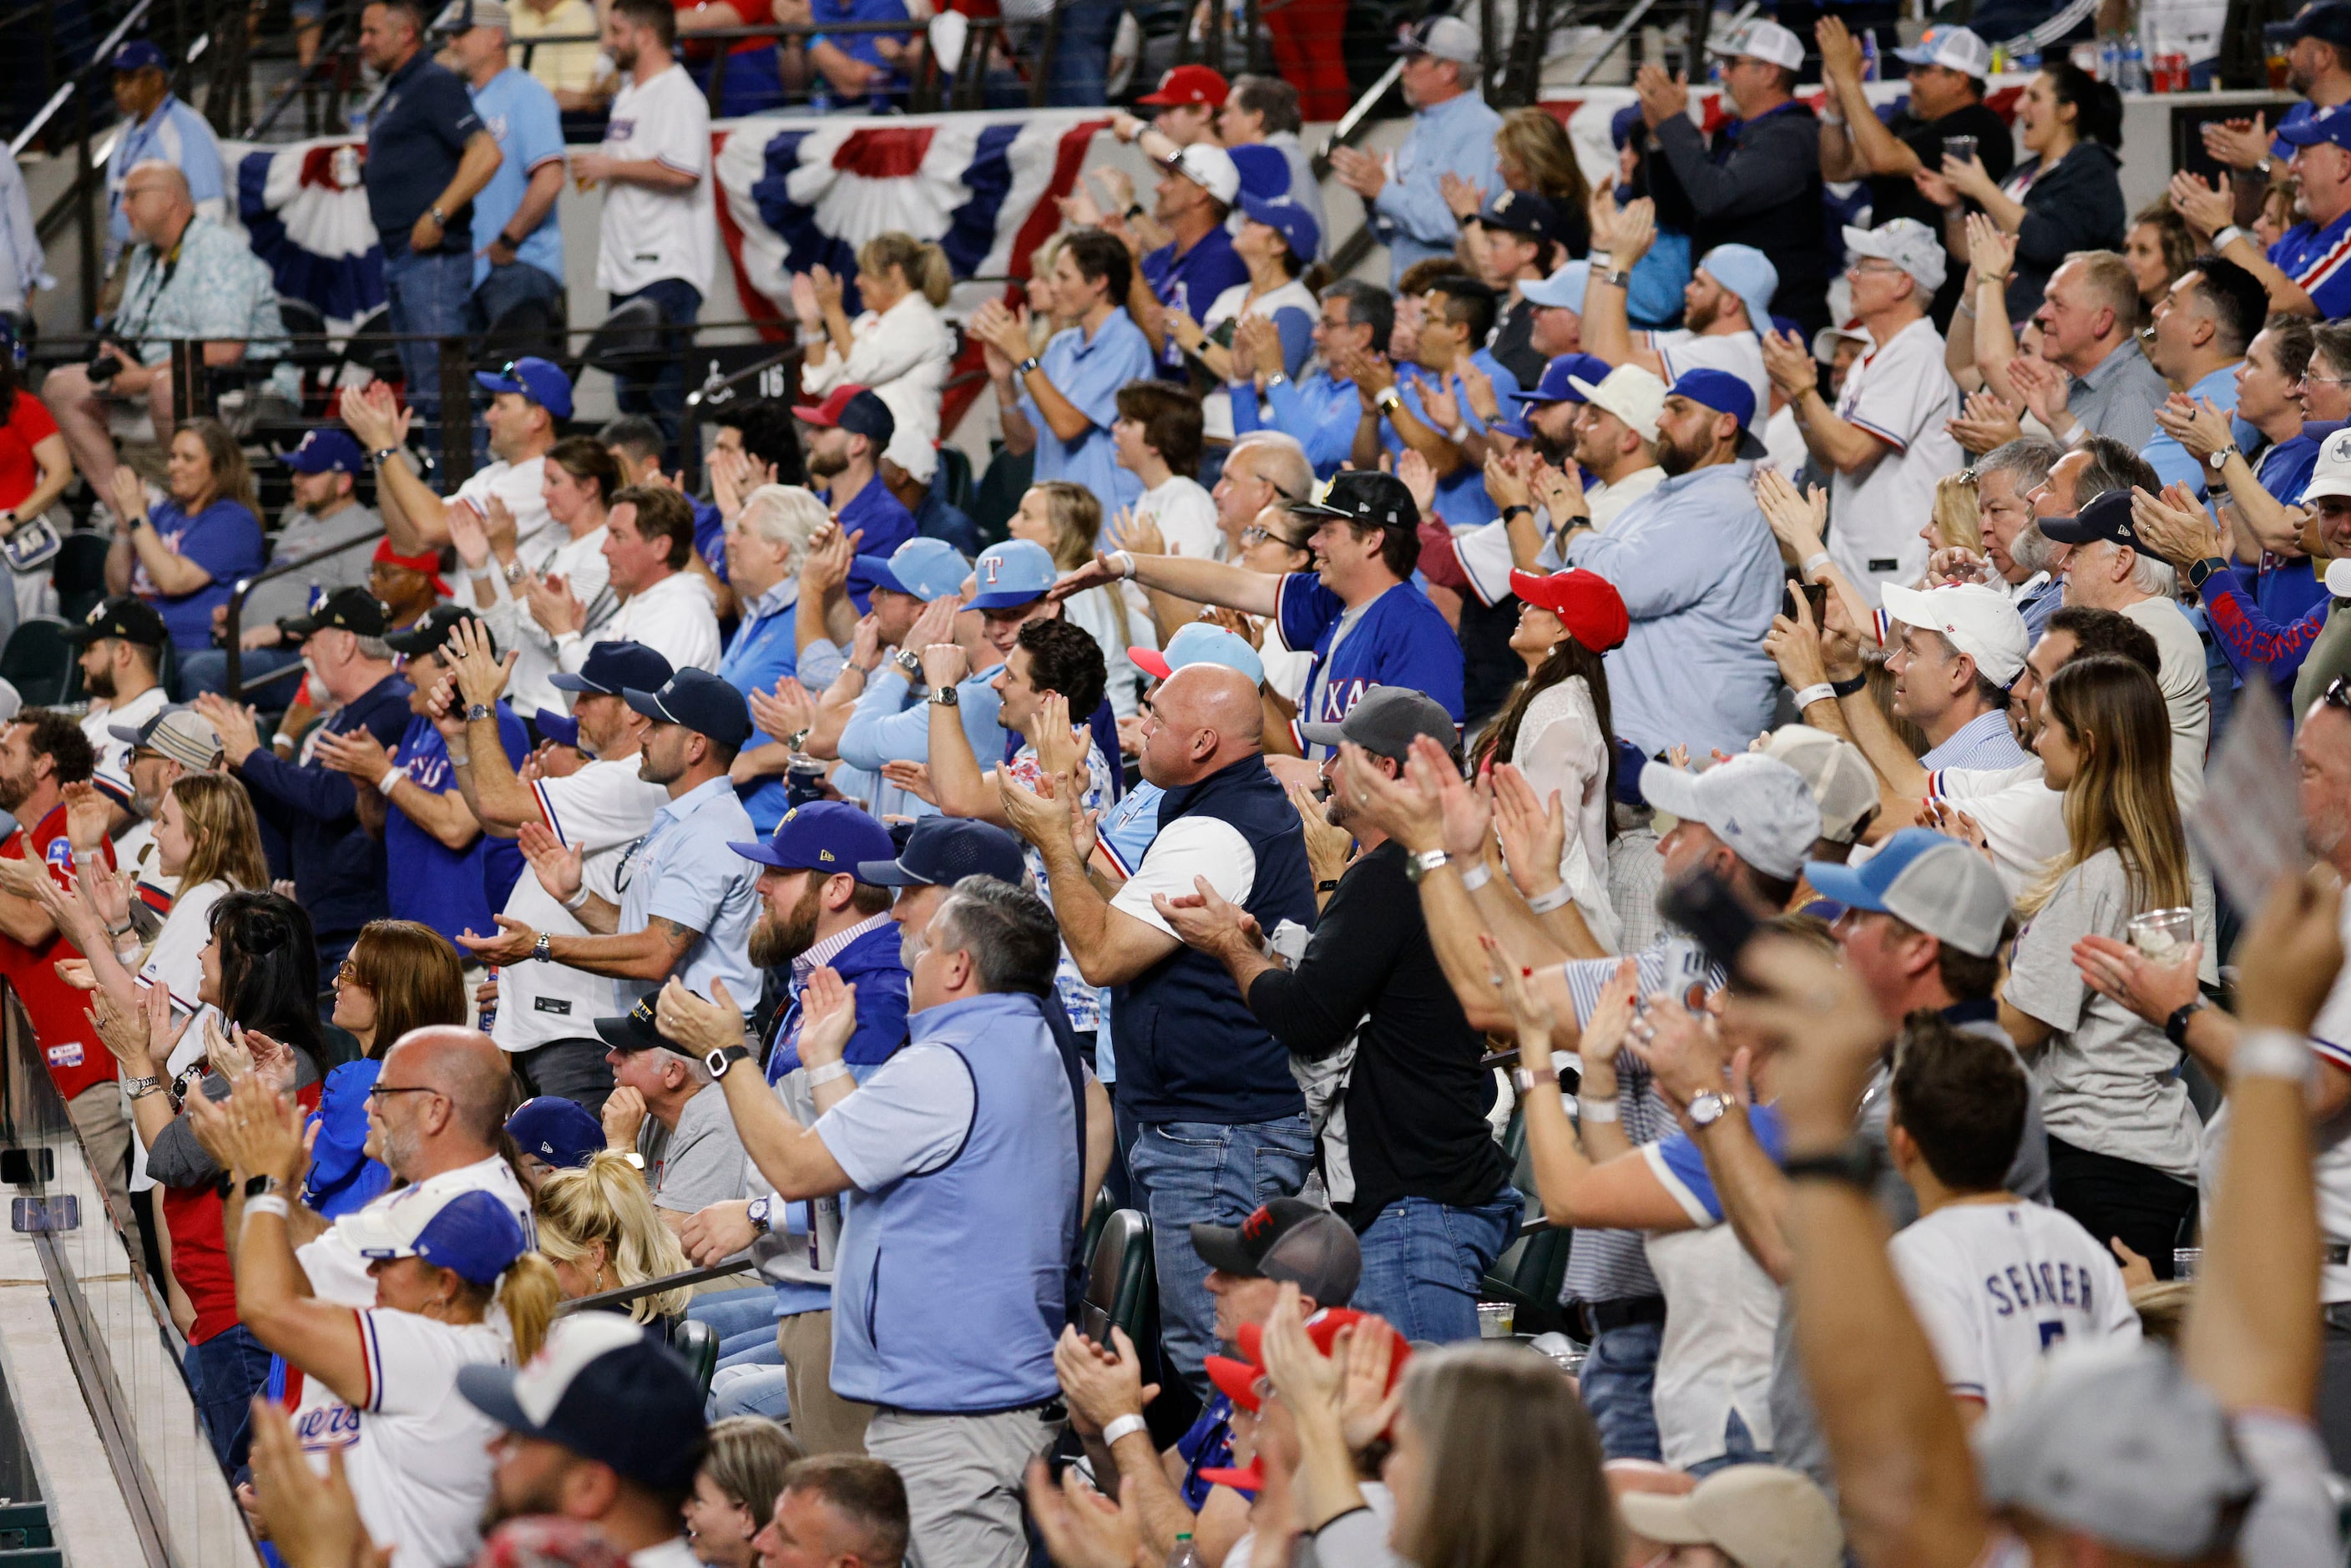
top-left (1509, 675), bottom-right (1617, 953)
top-left (348, 1310), bottom-right (508, 1568)
top-left (1200, 276), bottom-right (1319, 442)
top-left (299, 1154), bottom-right (534, 1306)
top-left (1649, 328), bottom-right (1768, 418)
top-left (558, 568), bottom-right (721, 676)
top-left (1590, 465), bottom-right (1665, 532)
top-left (1642, 1221), bottom-right (1779, 1469)
top-left (1135, 474), bottom-right (1222, 562)
top-left (487, 524), bottom-right (612, 726)
top-left (1889, 1200), bottom-right (2141, 1414)
top-left (452, 456), bottom-right (554, 551)
top-left (1924, 759), bottom-right (2067, 898)
top-left (597, 64), bottom-right (714, 295)
top-left (136, 877), bottom-right (229, 1014)
top-left (2117, 596), bottom-right (2211, 810)
top-left (1827, 315), bottom-right (1964, 605)
top-left (1110, 814), bottom-right (1256, 937)
top-left (493, 757), bottom-right (669, 1052)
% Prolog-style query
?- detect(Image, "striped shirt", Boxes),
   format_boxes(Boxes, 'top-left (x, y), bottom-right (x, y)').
top-left (2270, 205), bottom-right (2351, 321)
top-left (1920, 708), bottom-right (2031, 773)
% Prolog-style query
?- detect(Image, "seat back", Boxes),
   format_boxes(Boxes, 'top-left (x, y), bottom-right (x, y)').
top-left (581, 296), bottom-right (670, 376)
top-left (1079, 1207), bottom-right (1152, 1348)
top-left (673, 1316), bottom-right (720, 1398)
top-left (935, 442), bottom-right (975, 513)
top-left (0, 619), bottom-right (74, 708)
top-left (52, 534), bottom-right (111, 625)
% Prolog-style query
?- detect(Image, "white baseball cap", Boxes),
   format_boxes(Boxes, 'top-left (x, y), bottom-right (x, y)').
top-left (1879, 580), bottom-right (2029, 687)
top-left (1811, 321), bottom-right (1873, 363)
top-left (2303, 427), bottom-right (2351, 503)
top-left (1894, 25), bottom-right (1992, 78)
top-left (1708, 18), bottom-right (1804, 71)
top-left (1617, 1465), bottom-right (1843, 1568)
top-left (1843, 217), bottom-right (1948, 294)
top-left (1155, 143), bottom-right (1241, 206)
top-left (1762, 724), bottom-right (1879, 843)
top-left (1637, 753), bottom-right (1823, 882)
top-left (1567, 363), bottom-right (1667, 443)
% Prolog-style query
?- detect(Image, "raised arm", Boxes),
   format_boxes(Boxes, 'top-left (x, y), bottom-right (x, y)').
top-left (1052, 550), bottom-right (1280, 619)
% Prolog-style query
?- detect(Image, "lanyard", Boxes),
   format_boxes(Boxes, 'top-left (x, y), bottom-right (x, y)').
top-left (115, 236), bottom-right (185, 344)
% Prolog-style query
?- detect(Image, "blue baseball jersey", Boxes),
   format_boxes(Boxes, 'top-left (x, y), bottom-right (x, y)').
top-left (386, 708), bottom-right (529, 944)
top-left (1275, 574), bottom-right (1464, 752)
top-left (2270, 205), bottom-right (2351, 320)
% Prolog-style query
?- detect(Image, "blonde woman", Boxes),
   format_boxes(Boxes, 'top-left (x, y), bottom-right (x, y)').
top-left (1920, 470), bottom-right (1984, 562)
top-left (685, 1417), bottom-right (804, 1567)
top-left (1010, 480), bottom-right (1155, 719)
top-left (535, 1149), bottom-right (694, 1327)
top-left (796, 233), bottom-right (956, 475)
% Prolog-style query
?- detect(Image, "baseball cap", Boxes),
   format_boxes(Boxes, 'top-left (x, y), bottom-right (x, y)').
top-left (968, 539), bottom-right (1059, 610)
top-left (1474, 189), bottom-right (1562, 246)
top-left (474, 355), bottom-right (574, 420)
top-left (2302, 427), bottom-right (2351, 502)
top-left (63, 594), bottom-right (167, 648)
top-left (858, 537), bottom-right (972, 603)
top-left (2283, 103), bottom-right (2351, 149)
top-left (2035, 488), bottom-right (2146, 551)
top-left (384, 603), bottom-right (488, 659)
top-left (284, 427), bottom-right (366, 474)
top-left (1696, 244), bottom-right (1780, 337)
top-left (1568, 363), bottom-right (1668, 443)
top-left (2293, 1), bottom-right (2351, 47)
top-left (792, 386), bottom-right (896, 448)
top-left (857, 815), bottom-right (1028, 888)
top-left (533, 707), bottom-right (583, 750)
top-left (1512, 352), bottom-right (1614, 408)
top-left (281, 586), bottom-right (389, 640)
top-left (333, 1185), bottom-right (529, 1286)
top-left (1229, 144), bottom-right (1292, 202)
top-left (506, 1095), bottom-right (605, 1170)
top-left (1804, 827), bottom-right (2011, 957)
top-left (373, 537), bottom-right (453, 599)
top-left (594, 993), bottom-right (685, 1053)
top-left (1616, 1465), bottom-right (1843, 1568)
top-left (1843, 217), bottom-right (1948, 294)
top-left (1189, 1197), bottom-right (1361, 1304)
top-left (1707, 16), bottom-right (1803, 68)
top-left (1520, 259), bottom-right (1590, 311)
top-left (1135, 63), bottom-right (1228, 106)
top-left (1893, 23), bottom-right (1991, 76)
top-left (547, 640), bottom-right (674, 697)
top-left (1298, 685), bottom-right (1458, 757)
top-left (1878, 581), bottom-right (2030, 687)
top-left (1974, 1340), bottom-right (2252, 1559)
top-left (1130, 620), bottom-right (1264, 686)
top-left (728, 798), bottom-right (897, 873)
top-left (624, 670), bottom-right (754, 750)
top-left (1291, 469), bottom-right (1418, 529)
top-left (1391, 13), bottom-right (1482, 63)
top-left (1811, 321), bottom-right (1874, 363)
top-left (432, 0), bottom-right (512, 28)
top-left (1238, 193), bottom-right (1320, 263)
top-left (1668, 367), bottom-right (1768, 459)
top-left (457, 1314), bottom-right (707, 1493)
top-left (110, 704), bottom-right (224, 770)
top-left (1760, 725), bottom-right (1878, 844)
top-left (111, 39), bottom-right (166, 72)
top-left (1636, 753), bottom-right (1822, 881)
top-left (1154, 144), bottom-right (1241, 207)
top-left (1508, 569), bottom-right (1630, 653)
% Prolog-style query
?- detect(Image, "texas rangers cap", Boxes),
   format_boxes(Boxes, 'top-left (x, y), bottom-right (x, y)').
top-left (533, 707), bottom-right (582, 750)
top-left (968, 539), bottom-right (1059, 610)
top-left (111, 39), bottom-right (167, 72)
top-left (1512, 352), bottom-right (1614, 407)
top-left (63, 594), bottom-right (167, 648)
top-left (547, 640), bottom-right (674, 697)
top-left (1637, 753), bottom-right (1822, 882)
top-left (2292, 1), bottom-right (2351, 48)
top-left (474, 355), bottom-right (574, 420)
top-left (1667, 367), bottom-right (1770, 460)
top-left (2281, 101), bottom-right (2351, 150)
top-left (858, 537), bottom-right (972, 603)
top-left (1190, 1197), bottom-right (1361, 1305)
top-left (1238, 194), bottom-right (1320, 263)
top-left (333, 1186), bottom-right (528, 1286)
top-left (458, 1315), bottom-right (708, 1492)
top-left (728, 799), bottom-right (897, 874)
top-left (624, 670), bottom-right (754, 749)
top-left (1804, 827), bottom-right (2011, 957)
top-left (283, 427), bottom-right (367, 474)
top-left (857, 815), bottom-right (1028, 888)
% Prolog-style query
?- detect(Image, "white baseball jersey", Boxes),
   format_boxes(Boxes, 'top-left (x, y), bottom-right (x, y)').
top-left (596, 63), bottom-right (714, 296)
top-left (1889, 1199), bottom-right (2140, 1413)
top-left (1827, 314), bottom-right (1965, 605)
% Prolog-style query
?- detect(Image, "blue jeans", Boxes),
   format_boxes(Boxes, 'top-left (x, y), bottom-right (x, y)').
top-left (1042, 0), bottom-right (1120, 106)
top-left (186, 1323), bottom-right (275, 1469)
top-left (691, 1285), bottom-right (785, 1364)
top-left (382, 246), bottom-right (474, 448)
top-left (468, 259), bottom-right (566, 336)
top-left (1120, 1110), bottom-right (1312, 1395)
top-left (176, 644), bottom-right (303, 702)
top-left (1352, 1191), bottom-right (1523, 1345)
top-left (1685, 1408), bottom-right (1772, 1479)
top-left (1580, 1319), bottom-right (1665, 1462)
top-left (609, 278), bottom-right (703, 456)
top-left (710, 1362), bottom-right (793, 1421)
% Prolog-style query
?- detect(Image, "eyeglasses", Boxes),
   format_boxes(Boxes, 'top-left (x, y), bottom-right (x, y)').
top-left (364, 1083), bottom-right (442, 1103)
top-left (1240, 524), bottom-right (1307, 551)
top-left (335, 959), bottom-right (370, 988)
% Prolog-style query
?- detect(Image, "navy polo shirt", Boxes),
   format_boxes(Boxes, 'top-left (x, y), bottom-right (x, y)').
top-left (835, 479), bottom-right (920, 612)
top-left (1142, 225), bottom-right (1246, 377)
top-left (366, 50), bottom-right (484, 257)
top-left (386, 708), bottom-right (529, 944)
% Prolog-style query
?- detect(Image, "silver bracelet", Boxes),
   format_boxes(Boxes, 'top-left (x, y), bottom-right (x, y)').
top-left (1526, 883), bottom-right (1575, 914)
top-left (1792, 682), bottom-right (1837, 710)
top-left (806, 1060), bottom-right (851, 1085)
top-left (1457, 861), bottom-right (1493, 893)
top-left (2233, 1027), bottom-right (2315, 1085)
top-left (1575, 1094), bottom-right (1621, 1124)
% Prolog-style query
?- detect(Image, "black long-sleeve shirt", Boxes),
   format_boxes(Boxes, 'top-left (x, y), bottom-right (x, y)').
top-left (1649, 99), bottom-right (1829, 336)
top-left (1243, 838), bottom-right (1509, 1228)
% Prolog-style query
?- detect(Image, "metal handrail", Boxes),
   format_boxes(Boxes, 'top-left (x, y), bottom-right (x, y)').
top-left (221, 519), bottom-right (387, 701)
top-left (555, 1258), bottom-right (757, 1314)
top-left (11, 0), bottom-right (158, 158)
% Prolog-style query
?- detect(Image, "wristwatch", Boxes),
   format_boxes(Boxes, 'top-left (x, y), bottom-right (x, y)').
top-left (1402, 847), bottom-right (1449, 883)
top-left (1686, 1090), bottom-right (1728, 1128)
top-left (931, 684), bottom-right (960, 707)
top-left (371, 446), bottom-right (401, 467)
top-left (466, 703), bottom-right (493, 723)
top-left (2188, 556), bottom-right (2230, 592)
top-left (124, 1075), bottom-right (163, 1100)
top-left (705, 1044), bottom-right (752, 1080)
top-left (428, 205), bottom-right (449, 226)
top-left (2165, 995), bottom-right (2209, 1049)
top-left (243, 1173), bottom-right (281, 1199)
top-left (746, 1194), bottom-right (774, 1235)
top-left (1375, 386), bottom-right (1404, 414)
top-left (2207, 445), bottom-right (2239, 472)
top-left (531, 932), bottom-right (553, 964)
top-left (1016, 355), bottom-right (1041, 377)
top-left (892, 648), bottom-right (923, 679)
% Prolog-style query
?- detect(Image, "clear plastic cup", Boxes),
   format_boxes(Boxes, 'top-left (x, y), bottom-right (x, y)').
top-left (1476, 1302), bottom-right (1516, 1338)
top-left (2127, 907), bottom-right (2197, 965)
top-left (2173, 1247), bottom-right (2202, 1281)
top-left (1943, 134), bottom-right (1979, 164)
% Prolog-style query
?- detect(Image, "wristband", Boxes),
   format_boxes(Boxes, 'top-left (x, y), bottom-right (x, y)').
top-left (1526, 883), bottom-right (1575, 914)
top-left (244, 1195), bottom-right (290, 1222)
top-left (1800, 552), bottom-right (1832, 578)
top-left (2213, 225), bottom-right (2247, 252)
top-left (1101, 1414), bottom-right (1150, 1447)
top-left (1501, 504), bottom-right (1534, 521)
top-left (1375, 386), bottom-right (1403, 414)
top-left (1830, 673), bottom-right (1869, 698)
top-left (2233, 1027), bottom-right (2315, 1085)
top-left (562, 885), bottom-right (591, 913)
top-left (1457, 861), bottom-right (1492, 893)
top-left (1106, 550), bottom-right (1137, 580)
top-left (376, 766), bottom-right (405, 797)
top-left (1575, 1094), bottom-right (1621, 1123)
top-left (806, 1060), bottom-right (851, 1085)
top-left (1792, 682), bottom-right (1837, 710)
top-left (447, 747), bottom-right (470, 768)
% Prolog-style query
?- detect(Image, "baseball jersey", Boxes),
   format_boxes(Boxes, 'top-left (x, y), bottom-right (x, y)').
top-left (466, 67), bottom-right (566, 289)
top-left (1888, 1200), bottom-right (2140, 1412)
top-left (597, 63), bottom-right (715, 295)
top-left (1274, 574), bottom-right (1464, 753)
top-left (2269, 206), bottom-right (2351, 321)
top-left (1828, 314), bottom-right (1965, 604)
top-left (450, 453), bottom-right (553, 548)
top-left (348, 1310), bottom-right (508, 1568)
top-left (83, 686), bottom-right (167, 814)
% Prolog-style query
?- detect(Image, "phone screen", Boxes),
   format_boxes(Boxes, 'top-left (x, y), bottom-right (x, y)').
top-left (1785, 581), bottom-right (1828, 625)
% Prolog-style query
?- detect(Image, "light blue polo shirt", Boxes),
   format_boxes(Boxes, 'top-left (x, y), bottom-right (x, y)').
top-left (616, 775), bottom-right (761, 1009)
top-left (106, 95), bottom-right (225, 253)
top-left (465, 66), bottom-right (566, 289)
top-left (1024, 307), bottom-right (1153, 518)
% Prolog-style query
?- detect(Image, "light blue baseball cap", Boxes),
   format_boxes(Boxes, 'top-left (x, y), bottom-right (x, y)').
top-left (1521, 259), bottom-right (1591, 311)
top-left (1132, 621), bottom-right (1264, 687)
top-left (858, 537), bottom-right (971, 602)
top-left (969, 539), bottom-right (1059, 610)
top-left (1696, 244), bottom-right (1779, 336)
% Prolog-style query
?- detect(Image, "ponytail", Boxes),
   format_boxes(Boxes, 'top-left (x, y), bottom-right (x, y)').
top-left (911, 241), bottom-right (953, 307)
top-left (2044, 62), bottom-right (2124, 149)
top-left (859, 232), bottom-right (955, 309)
top-left (496, 1252), bottom-right (565, 1362)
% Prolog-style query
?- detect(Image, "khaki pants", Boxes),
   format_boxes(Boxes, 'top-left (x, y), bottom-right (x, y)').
top-left (776, 1309), bottom-right (875, 1455)
top-left (68, 1081), bottom-right (139, 1259)
top-left (864, 1404), bottom-right (1059, 1568)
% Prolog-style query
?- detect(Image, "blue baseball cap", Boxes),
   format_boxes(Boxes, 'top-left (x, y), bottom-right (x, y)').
top-left (624, 670), bottom-right (753, 749)
top-left (1131, 620), bottom-right (1264, 686)
top-left (1513, 352), bottom-right (1615, 407)
top-left (334, 1185), bottom-right (528, 1286)
top-left (1520, 259), bottom-right (1590, 310)
top-left (111, 39), bottom-right (167, 72)
top-left (1239, 193), bottom-right (1321, 263)
top-left (1669, 366), bottom-right (1759, 429)
top-left (1802, 827), bottom-right (2012, 959)
top-left (1229, 144), bottom-right (1292, 201)
top-left (729, 799), bottom-right (897, 874)
top-left (533, 707), bottom-right (583, 750)
top-left (458, 1316), bottom-right (707, 1492)
top-left (857, 536), bottom-right (970, 602)
top-left (969, 539), bottom-right (1059, 611)
top-left (1696, 244), bottom-right (1780, 336)
top-left (2283, 103), bottom-right (2351, 149)
top-left (547, 640), bottom-right (674, 697)
top-left (284, 428), bottom-right (365, 474)
top-left (857, 815), bottom-right (1028, 887)
top-left (506, 1095), bottom-right (605, 1170)
top-left (475, 355), bottom-right (575, 420)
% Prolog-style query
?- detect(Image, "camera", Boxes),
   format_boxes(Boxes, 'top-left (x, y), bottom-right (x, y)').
top-left (85, 352), bottom-right (124, 383)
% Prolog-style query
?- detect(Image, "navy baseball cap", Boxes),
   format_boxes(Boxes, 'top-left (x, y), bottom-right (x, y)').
top-left (2293, 2), bottom-right (2351, 47)
top-left (506, 1095), bottom-right (605, 1169)
top-left (334, 1186), bottom-right (528, 1286)
top-left (533, 707), bottom-right (583, 750)
top-left (475, 356), bottom-right (575, 420)
top-left (1292, 469), bottom-right (1418, 529)
top-left (594, 994), bottom-right (681, 1053)
top-left (458, 1315), bottom-right (708, 1492)
top-left (969, 539), bottom-right (1059, 610)
top-left (857, 537), bottom-right (971, 602)
top-left (1475, 189), bottom-right (1561, 246)
top-left (1667, 367), bottom-right (1769, 458)
top-left (284, 428), bottom-right (366, 474)
top-left (857, 815), bottom-right (1028, 888)
top-left (1229, 144), bottom-right (1292, 201)
top-left (729, 799), bottom-right (896, 873)
top-left (548, 640), bottom-right (675, 697)
top-left (111, 39), bottom-right (167, 72)
top-left (281, 586), bottom-right (390, 639)
top-left (1513, 352), bottom-right (1614, 407)
top-left (1239, 194), bottom-right (1321, 262)
top-left (793, 386), bottom-right (896, 447)
top-left (2036, 488), bottom-right (2146, 550)
top-left (625, 670), bottom-right (753, 749)
top-left (385, 603), bottom-right (491, 659)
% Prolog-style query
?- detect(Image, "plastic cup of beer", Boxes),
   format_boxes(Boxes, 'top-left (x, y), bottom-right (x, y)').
top-left (2126, 907), bottom-right (2196, 966)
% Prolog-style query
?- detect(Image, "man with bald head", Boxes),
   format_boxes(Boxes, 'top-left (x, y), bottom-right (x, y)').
top-left (43, 159), bottom-right (293, 504)
top-left (1001, 659), bottom-right (1315, 1395)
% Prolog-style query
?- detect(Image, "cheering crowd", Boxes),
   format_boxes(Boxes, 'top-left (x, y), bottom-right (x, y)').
top-left (25, 6), bottom-right (2351, 1568)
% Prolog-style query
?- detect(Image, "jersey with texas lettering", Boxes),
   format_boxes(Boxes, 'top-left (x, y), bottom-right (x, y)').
top-left (1888, 1199), bottom-right (2140, 1414)
top-left (1274, 574), bottom-right (1464, 755)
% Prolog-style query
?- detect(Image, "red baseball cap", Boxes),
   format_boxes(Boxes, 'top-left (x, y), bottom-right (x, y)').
top-left (1206, 1353), bottom-right (1262, 1413)
top-left (1136, 63), bottom-right (1229, 107)
top-left (372, 537), bottom-right (451, 599)
top-left (1509, 567), bottom-right (1629, 653)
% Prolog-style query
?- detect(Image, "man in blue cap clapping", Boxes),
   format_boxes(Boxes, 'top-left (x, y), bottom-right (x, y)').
top-left (336, 352), bottom-right (571, 557)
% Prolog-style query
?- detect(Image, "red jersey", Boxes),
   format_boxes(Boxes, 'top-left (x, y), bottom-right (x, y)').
top-left (677, 0), bottom-right (774, 58)
top-left (0, 392), bottom-right (57, 514)
top-left (0, 803), bottom-right (114, 1101)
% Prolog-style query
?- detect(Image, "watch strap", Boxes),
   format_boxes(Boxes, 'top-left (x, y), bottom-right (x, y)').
top-left (706, 1044), bottom-right (752, 1079)
top-left (1829, 673), bottom-right (1869, 698)
top-left (1782, 1138), bottom-right (1886, 1188)
top-left (2187, 556), bottom-right (2229, 592)
top-left (2165, 997), bottom-right (2208, 1048)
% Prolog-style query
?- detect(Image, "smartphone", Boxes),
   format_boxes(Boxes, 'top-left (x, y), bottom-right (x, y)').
top-left (1784, 580), bottom-right (1828, 625)
top-left (1656, 868), bottom-right (1760, 977)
